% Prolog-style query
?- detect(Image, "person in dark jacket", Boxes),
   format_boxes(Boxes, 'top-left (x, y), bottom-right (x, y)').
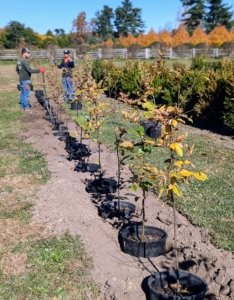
top-left (16, 48), bottom-right (45, 111)
top-left (56, 50), bottom-right (75, 101)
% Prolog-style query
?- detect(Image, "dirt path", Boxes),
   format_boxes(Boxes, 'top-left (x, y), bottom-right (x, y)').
top-left (20, 95), bottom-right (234, 300)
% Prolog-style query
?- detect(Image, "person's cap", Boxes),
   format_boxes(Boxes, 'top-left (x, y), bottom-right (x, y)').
top-left (64, 50), bottom-right (70, 54)
top-left (22, 47), bottom-right (30, 54)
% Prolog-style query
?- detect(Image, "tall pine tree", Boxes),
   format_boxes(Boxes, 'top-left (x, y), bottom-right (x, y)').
top-left (180, 0), bottom-right (206, 35)
top-left (205, 0), bottom-right (233, 33)
top-left (114, 0), bottom-right (145, 37)
top-left (95, 5), bottom-right (114, 40)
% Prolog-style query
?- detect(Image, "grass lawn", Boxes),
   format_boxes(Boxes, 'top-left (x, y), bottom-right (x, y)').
top-left (0, 72), bottom-right (100, 298)
top-left (66, 96), bottom-right (234, 254)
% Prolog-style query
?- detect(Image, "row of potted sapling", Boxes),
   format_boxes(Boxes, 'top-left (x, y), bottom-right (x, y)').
top-left (36, 56), bottom-right (208, 299)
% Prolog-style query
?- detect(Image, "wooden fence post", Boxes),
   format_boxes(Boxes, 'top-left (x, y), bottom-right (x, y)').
top-left (98, 48), bottom-right (102, 59)
top-left (145, 48), bottom-right (150, 59)
top-left (192, 48), bottom-right (196, 58)
top-left (169, 47), bottom-right (173, 59)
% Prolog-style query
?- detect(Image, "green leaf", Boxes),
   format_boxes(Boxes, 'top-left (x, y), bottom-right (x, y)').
top-left (130, 129), bottom-right (140, 137)
top-left (121, 155), bottom-right (131, 162)
top-left (142, 102), bottom-right (156, 111)
top-left (132, 183), bottom-right (138, 192)
top-left (140, 125), bottom-right (144, 135)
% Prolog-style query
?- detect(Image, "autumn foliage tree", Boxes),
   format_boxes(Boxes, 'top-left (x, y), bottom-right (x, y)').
top-left (119, 34), bottom-right (136, 47)
top-left (158, 30), bottom-right (173, 47)
top-left (208, 25), bottom-right (230, 46)
top-left (230, 29), bottom-right (234, 42)
top-left (72, 12), bottom-right (88, 44)
top-left (172, 24), bottom-right (191, 47)
top-left (102, 38), bottom-right (114, 48)
top-left (191, 26), bottom-right (208, 45)
top-left (136, 29), bottom-right (159, 47)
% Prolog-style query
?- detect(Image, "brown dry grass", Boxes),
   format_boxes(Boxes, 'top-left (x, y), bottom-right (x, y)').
top-left (0, 65), bottom-right (19, 91)
top-left (0, 253), bottom-right (27, 276)
top-left (0, 64), bottom-right (43, 92)
top-left (0, 219), bottom-right (45, 250)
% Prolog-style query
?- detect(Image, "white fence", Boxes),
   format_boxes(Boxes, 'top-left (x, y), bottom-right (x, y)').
top-left (1, 47), bottom-right (234, 61)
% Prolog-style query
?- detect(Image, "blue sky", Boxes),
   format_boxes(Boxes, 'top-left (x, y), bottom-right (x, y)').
top-left (1, 0), bottom-right (233, 34)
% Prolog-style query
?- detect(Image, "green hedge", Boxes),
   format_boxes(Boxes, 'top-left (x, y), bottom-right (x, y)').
top-left (92, 58), bottom-right (234, 131)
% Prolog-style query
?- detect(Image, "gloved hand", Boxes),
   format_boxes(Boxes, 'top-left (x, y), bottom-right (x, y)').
top-left (69, 58), bottom-right (73, 62)
top-left (39, 67), bottom-right (45, 73)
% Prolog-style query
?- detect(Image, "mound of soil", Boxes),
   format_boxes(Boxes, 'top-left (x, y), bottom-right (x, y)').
top-left (20, 95), bottom-right (234, 300)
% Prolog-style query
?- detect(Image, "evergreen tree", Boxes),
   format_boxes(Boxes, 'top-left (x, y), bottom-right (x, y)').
top-left (4, 21), bottom-right (41, 48)
top-left (4, 21), bottom-right (25, 48)
top-left (24, 27), bottom-right (41, 46)
top-left (45, 30), bottom-right (54, 37)
top-left (180, 0), bottom-right (206, 35)
top-left (95, 5), bottom-right (114, 40)
top-left (114, 0), bottom-right (145, 37)
top-left (205, 0), bottom-right (233, 33)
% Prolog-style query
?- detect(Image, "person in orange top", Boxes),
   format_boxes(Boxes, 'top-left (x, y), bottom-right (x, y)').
top-left (56, 50), bottom-right (75, 102)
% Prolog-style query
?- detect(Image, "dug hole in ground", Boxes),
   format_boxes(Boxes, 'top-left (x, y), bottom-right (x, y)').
top-left (19, 94), bottom-right (234, 300)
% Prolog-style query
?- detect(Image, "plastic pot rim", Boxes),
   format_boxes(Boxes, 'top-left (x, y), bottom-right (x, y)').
top-left (121, 225), bottom-right (168, 245)
top-left (148, 270), bottom-right (208, 298)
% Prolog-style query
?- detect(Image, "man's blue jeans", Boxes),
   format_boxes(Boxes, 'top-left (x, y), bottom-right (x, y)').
top-left (20, 80), bottom-right (31, 110)
top-left (62, 77), bottom-right (75, 101)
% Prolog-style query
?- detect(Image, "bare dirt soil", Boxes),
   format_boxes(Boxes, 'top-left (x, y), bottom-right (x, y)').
top-left (20, 95), bottom-right (234, 300)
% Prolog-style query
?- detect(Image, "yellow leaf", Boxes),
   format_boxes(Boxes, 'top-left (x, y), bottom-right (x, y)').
top-left (193, 172), bottom-right (208, 181)
top-left (70, 132), bottom-right (78, 138)
top-left (170, 143), bottom-right (177, 150)
top-left (149, 175), bottom-right (158, 180)
top-left (172, 119), bottom-right (178, 127)
top-left (156, 138), bottom-right (164, 145)
top-left (177, 118), bottom-right (185, 123)
top-left (176, 134), bottom-right (187, 142)
top-left (174, 160), bottom-right (183, 167)
top-left (151, 166), bottom-right (158, 175)
top-left (158, 187), bottom-right (165, 199)
top-left (179, 169), bottom-right (193, 177)
top-left (159, 105), bottom-right (165, 111)
top-left (144, 139), bottom-right (155, 145)
top-left (172, 185), bottom-right (182, 197)
top-left (167, 106), bottom-right (174, 112)
top-left (168, 184), bottom-right (173, 190)
top-left (176, 145), bottom-right (183, 157)
top-left (119, 141), bottom-right (134, 149)
top-left (184, 160), bottom-right (191, 165)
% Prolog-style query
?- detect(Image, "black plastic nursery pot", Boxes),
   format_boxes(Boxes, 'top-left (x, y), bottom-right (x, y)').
top-left (121, 225), bottom-right (167, 258)
top-left (140, 120), bottom-right (162, 139)
top-left (86, 178), bottom-right (117, 194)
top-left (74, 162), bottom-right (100, 173)
top-left (38, 98), bottom-right (45, 105)
top-left (148, 270), bottom-right (207, 300)
top-left (35, 90), bottom-right (44, 99)
top-left (65, 143), bottom-right (90, 160)
top-left (99, 201), bottom-right (136, 220)
top-left (71, 102), bottom-right (82, 110)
